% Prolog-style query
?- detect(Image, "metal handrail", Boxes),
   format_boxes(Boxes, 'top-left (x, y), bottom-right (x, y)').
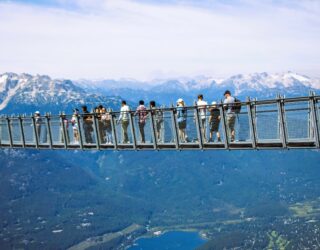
top-left (0, 95), bottom-right (319, 150)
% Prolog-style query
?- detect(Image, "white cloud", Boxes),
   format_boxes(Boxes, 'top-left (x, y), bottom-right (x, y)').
top-left (0, 0), bottom-right (319, 80)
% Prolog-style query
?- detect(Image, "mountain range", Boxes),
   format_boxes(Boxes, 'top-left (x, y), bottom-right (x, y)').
top-left (77, 71), bottom-right (320, 105)
top-left (1, 71), bottom-right (320, 249)
top-left (1, 71), bottom-right (319, 115)
top-left (0, 73), bottom-right (121, 114)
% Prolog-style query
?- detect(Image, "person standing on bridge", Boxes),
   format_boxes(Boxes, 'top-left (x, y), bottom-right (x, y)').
top-left (223, 90), bottom-right (236, 142)
top-left (176, 98), bottom-right (187, 143)
top-left (208, 101), bottom-right (221, 142)
top-left (135, 100), bottom-right (147, 143)
top-left (71, 108), bottom-right (79, 144)
top-left (118, 100), bottom-right (130, 144)
top-left (101, 107), bottom-right (113, 144)
top-left (81, 105), bottom-right (93, 144)
top-left (150, 101), bottom-right (164, 143)
top-left (196, 94), bottom-right (208, 142)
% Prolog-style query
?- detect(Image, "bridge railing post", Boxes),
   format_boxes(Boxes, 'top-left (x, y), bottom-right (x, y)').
top-left (31, 114), bottom-right (39, 149)
top-left (247, 98), bottom-right (257, 149)
top-left (194, 103), bottom-right (203, 149)
top-left (110, 110), bottom-right (118, 150)
top-left (310, 92), bottom-right (320, 148)
top-left (129, 112), bottom-right (137, 150)
top-left (220, 101), bottom-right (229, 149)
top-left (45, 113), bottom-right (53, 149)
top-left (308, 92), bottom-right (312, 139)
top-left (75, 113), bottom-right (84, 150)
top-left (149, 106), bottom-right (158, 150)
top-left (18, 115), bottom-right (26, 148)
top-left (170, 106), bottom-right (179, 149)
top-left (92, 112), bottom-right (101, 150)
top-left (277, 94), bottom-right (288, 148)
top-left (60, 113), bottom-right (68, 149)
top-left (6, 116), bottom-right (13, 148)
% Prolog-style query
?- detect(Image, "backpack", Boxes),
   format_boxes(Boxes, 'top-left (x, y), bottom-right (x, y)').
top-left (233, 97), bottom-right (242, 114)
top-left (177, 107), bottom-right (187, 121)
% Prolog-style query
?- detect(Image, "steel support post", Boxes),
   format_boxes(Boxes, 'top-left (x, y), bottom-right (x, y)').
top-left (31, 115), bottom-right (39, 148)
top-left (277, 95), bottom-right (288, 148)
top-left (92, 113), bottom-right (100, 150)
top-left (129, 112), bottom-right (137, 150)
top-left (6, 117), bottom-right (13, 147)
top-left (76, 114), bottom-right (84, 150)
top-left (220, 103), bottom-right (229, 149)
top-left (247, 98), bottom-right (257, 149)
top-left (170, 109), bottom-right (179, 149)
top-left (18, 115), bottom-right (26, 148)
top-left (110, 112), bottom-right (118, 150)
top-left (60, 114), bottom-right (68, 149)
top-left (310, 93), bottom-right (320, 148)
top-left (194, 106), bottom-right (203, 149)
top-left (45, 114), bottom-right (53, 149)
top-left (149, 108), bottom-right (158, 150)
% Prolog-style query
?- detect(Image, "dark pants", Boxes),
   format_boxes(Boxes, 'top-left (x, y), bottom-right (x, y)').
top-left (83, 123), bottom-right (93, 143)
top-left (139, 122), bottom-right (146, 143)
top-left (98, 121), bottom-right (105, 143)
top-left (36, 125), bottom-right (41, 142)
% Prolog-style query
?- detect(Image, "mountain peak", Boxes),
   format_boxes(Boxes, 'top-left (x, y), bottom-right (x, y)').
top-left (0, 73), bottom-right (121, 113)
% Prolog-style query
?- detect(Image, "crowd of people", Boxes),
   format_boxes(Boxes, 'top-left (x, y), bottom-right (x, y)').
top-left (33, 90), bottom-right (240, 145)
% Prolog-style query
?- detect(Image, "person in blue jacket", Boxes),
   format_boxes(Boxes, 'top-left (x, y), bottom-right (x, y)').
top-left (176, 98), bottom-right (187, 143)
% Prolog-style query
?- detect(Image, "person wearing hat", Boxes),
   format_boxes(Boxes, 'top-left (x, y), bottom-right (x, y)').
top-left (223, 90), bottom-right (236, 142)
top-left (176, 98), bottom-right (187, 143)
top-left (208, 101), bottom-right (221, 142)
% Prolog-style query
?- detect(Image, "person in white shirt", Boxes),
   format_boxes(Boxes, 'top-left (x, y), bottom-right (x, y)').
top-left (118, 100), bottom-right (130, 143)
top-left (71, 108), bottom-right (79, 144)
top-left (197, 94), bottom-right (208, 142)
top-left (223, 90), bottom-right (236, 142)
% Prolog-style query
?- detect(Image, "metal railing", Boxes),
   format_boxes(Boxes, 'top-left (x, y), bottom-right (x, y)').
top-left (0, 94), bottom-right (319, 150)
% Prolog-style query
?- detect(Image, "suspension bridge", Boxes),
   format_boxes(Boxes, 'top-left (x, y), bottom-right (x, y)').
top-left (0, 94), bottom-right (319, 150)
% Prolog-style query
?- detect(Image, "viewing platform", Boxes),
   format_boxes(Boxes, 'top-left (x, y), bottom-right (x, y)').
top-left (0, 94), bottom-right (319, 151)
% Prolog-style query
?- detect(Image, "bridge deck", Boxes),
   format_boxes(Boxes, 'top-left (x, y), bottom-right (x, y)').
top-left (0, 95), bottom-right (319, 150)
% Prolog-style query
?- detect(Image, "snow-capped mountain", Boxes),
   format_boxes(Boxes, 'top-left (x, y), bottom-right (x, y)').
top-left (1, 71), bottom-right (319, 114)
top-left (76, 72), bottom-right (320, 105)
top-left (0, 73), bottom-right (121, 114)
top-left (219, 72), bottom-right (319, 96)
top-left (149, 71), bottom-right (319, 93)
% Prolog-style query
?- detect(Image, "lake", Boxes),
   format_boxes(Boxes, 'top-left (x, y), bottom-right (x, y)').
top-left (128, 231), bottom-right (207, 250)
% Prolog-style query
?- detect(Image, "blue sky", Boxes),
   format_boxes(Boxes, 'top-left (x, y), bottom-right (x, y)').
top-left (0, 0), bottom-right (319, 80)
